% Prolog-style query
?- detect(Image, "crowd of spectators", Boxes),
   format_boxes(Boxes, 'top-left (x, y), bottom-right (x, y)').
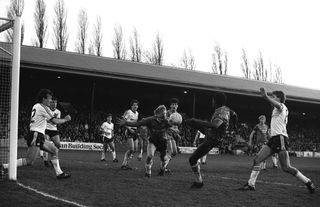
top-left (1, 105), bottom-right (320, 153)
top-left (288, 125), bottom-right (320, 152)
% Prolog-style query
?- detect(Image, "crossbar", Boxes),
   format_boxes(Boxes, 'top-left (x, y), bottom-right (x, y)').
top-left (0, 21), bottom-right (14, 33)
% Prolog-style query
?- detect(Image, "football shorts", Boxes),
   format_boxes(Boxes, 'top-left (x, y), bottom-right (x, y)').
top-left (45, 129), bottom-right (59, 138)
top-left (267, 135), bottom-right (289, 153)
top-left (26, 131), bottom-right (45, 147)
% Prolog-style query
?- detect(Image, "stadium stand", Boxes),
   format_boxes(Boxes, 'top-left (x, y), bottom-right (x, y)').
top-left (1, 42), bottom-right (320, 153)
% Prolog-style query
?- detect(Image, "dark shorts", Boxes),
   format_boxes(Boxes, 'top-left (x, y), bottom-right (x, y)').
top-left (100, 134), bottom-right (114, 143)
top-left (267, 135), bottom-right (289, 153)
top-left (150, 138), bottom-right (167, 152)
top-left (45, 129), bottom-right (59, 138)
top-left (25, 131), bottom-right (45, 147)
top-left (125, 129), bottom-right (138, 140)
top-left (104, 137), bottom-right (114, 143)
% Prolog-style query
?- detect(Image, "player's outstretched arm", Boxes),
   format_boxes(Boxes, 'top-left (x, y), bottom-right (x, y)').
top-left (260, 87), bottom-right (282, 110)
top-left (51, 115), bottom-right (71, 125)
top-left (125, 121), bottom-right (141, 127)
top-left (117, 117), bottom-right (149, 127)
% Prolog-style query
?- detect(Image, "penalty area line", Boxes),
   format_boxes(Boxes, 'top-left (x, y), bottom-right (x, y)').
top-left (16, 181), bottom-right (89, 207)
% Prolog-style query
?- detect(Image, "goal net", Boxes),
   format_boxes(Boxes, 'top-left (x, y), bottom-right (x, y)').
top-left (0, 16), bottom-right (21, 181)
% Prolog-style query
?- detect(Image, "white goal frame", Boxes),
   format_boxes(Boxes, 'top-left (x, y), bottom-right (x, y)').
top-left (0, 16), bottom-right (21, 181)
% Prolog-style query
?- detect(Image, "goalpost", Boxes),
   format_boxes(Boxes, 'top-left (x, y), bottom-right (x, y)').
top-left (0, 16), bottom-right (21, 181)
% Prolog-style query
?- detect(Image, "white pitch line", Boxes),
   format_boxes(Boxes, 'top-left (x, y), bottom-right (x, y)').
top-left (208, 175), bottom-right (305, 188)
top-left (16, 182), bottom-right (89, 207)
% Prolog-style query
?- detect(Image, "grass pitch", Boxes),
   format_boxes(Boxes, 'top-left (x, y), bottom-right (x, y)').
top-left (1, 148), bottom-right (320, 207)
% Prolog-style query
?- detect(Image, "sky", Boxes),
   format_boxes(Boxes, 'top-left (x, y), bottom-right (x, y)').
top-left (1, 0), bottom-right (320, 90)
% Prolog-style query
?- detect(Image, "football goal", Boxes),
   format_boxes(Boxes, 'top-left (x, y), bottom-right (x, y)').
top-left (0, 16), bottom-right (22, 181)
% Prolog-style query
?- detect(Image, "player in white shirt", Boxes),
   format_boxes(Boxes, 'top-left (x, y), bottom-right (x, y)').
top-left (46, 97), bottom-right (62, 147)
top-left (2, 89), bottom-right (71, 179)
top-left (121, 100), bottom-right (139, 170)
top-left (40, 97), bottom-right (63, 167)
top-left (137, 116), bottom-right (149, 161)
top-left (240, 88), bottom-right (315, 193)
top-left (162, 98), bottom-right (182, 174)
top-left (166, 98), bottom-right (181, 155)
top-left (100, 113), bottom-right (118, 162)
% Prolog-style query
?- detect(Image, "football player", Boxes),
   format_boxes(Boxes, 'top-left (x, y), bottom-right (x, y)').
top-left (186, 92), bottom-right (238, 188)
top-left (163, 98), bottom-right (182, 173)
top-left (100, 113), bottom-right (118, 162)
top-left (137, 118), bottom-right (149, 161)
top-left (121, 100), bottom-right (139, 170)
top-left (193, 128), bottom-right (207, 165)
top-left (2, 89), bottom-right (71, 179)
top-left (118, 105), bottom-right (173, 177)
top-left (240, 88), bottom-right (315, 193)
top-left (248, 115), bottom-right (278, 170)
top-left (41, 97), bottom-right (62, 167)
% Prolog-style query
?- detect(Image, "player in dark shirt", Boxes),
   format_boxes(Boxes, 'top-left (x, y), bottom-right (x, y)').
top-left (186, 92), bottom-right (237, 188)
top-left (249, 115), bottom-right (278, 169)
top-left (118, 105), bottom-right (173, 177)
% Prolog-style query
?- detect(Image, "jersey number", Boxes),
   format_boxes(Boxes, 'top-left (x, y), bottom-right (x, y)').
top-left (284, 109), bottom-right (288, 124)
top-left (30, 109), bottom-right (36, 123)
top-left (31, 109), bottom-right (36, 118)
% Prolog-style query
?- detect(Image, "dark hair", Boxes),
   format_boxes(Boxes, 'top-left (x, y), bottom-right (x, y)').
top-left (52, 97), bottom-right (58, 101)
top-left (130, 99), bottom-right (139, 106)
top-left (214, 92), bottom-right (227, 107)
top-left (170, 98), bottom-right (179, 104)
top-left (272, 91), bottom-right (286, 103)
top-left (36, 89), bottom-right (53, 103)
top-left (106, 113), bottom-right (112, 117)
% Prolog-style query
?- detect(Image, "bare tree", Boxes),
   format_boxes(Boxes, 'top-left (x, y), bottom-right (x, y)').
top-left (5, 0), bottom-right (24, 44)
top-left (33, 0), bottom-right (47, 48)
top-left (144, 32), bottom-right (164, 65)
top-left (112, 24), bottom-right (126, 59)
top-left (181, 50), bottom-right (189, 69)
top-left (88, 44), bottom-right (94, 55)
top-left (75, 9), bottom-right (88, 54)
top-left (252, 51), bottom-right (268, 81)
top-left (268, 60), bottom-right (273, 82)
top-left (212, 54), bottom-right (218, 74)
top-left (273, 64), bottom-right (283, 84)
top-left (53, 0), bottom-right (68, 51)
top-left (224, 53), bottom-right (228, 74)
top-left (241, 48), bottom-right (251, 79)
top-left (129, 28), bottom-right (142, 62)
top-left (91, 16), bottom-right (102, 56)
top-left (181, 49), bottom-right (195, 70)
top-left (211, 43), bottom-right (228, 75)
